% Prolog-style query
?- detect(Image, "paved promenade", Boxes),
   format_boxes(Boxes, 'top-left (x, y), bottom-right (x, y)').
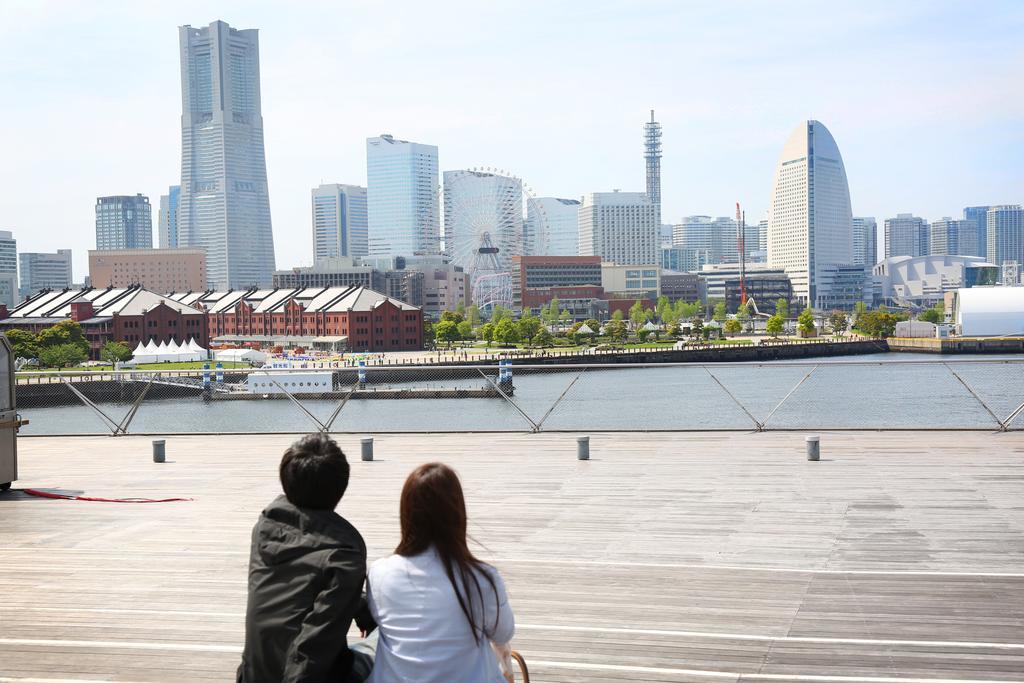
top-left (1, 432), bottom-right (1023, 682)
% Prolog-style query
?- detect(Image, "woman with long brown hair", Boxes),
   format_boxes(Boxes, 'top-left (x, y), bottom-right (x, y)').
top-left (367, 463), bottom-right (515, 682)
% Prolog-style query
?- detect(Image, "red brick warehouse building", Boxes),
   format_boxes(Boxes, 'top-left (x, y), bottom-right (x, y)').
top-left (0, 286), bottom-right (209, 359)
top-left (170, 286), bottom-right (423, 352)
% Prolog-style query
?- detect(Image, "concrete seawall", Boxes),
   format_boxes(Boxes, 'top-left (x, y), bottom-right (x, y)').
top-left (888, 337), bottom-right (1024, 354)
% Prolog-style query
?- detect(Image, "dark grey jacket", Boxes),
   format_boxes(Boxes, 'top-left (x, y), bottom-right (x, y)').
top-left (237, 495), bottom-right (368, 683)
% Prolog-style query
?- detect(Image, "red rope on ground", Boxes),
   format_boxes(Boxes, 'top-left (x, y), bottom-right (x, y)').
top-left (23, 489), bottom-right (193, 503)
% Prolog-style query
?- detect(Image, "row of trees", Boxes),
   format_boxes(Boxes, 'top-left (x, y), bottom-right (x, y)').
top-left (6, 321), bottom-right (133, 368)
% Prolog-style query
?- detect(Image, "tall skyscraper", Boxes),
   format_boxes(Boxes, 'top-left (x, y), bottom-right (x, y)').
top-left (930, 217), bottom-right (978, 257)
top-left (366, 134), bottom-right (439, 257)
top-left (528, 197), bottom-right (580, 256)
top-left (19, 250), bottom-right (72, 299)
top-left (986, 205), bottom-right (1024, 267)
top-left (311, 184), bottom-right (368, 262)
top-left (884, 213), bottom-right (929, 258)
top-left (158, 186), bottom-right (180, 248)
top-left (95, 195), bottom-right (152, 250)
top-left (0, 231), bottom-right (17, 308)
top-left (644, 110), bottom-right (662, 226)
top-left (853, 217), bottom-right (877, 266)
top-left (964, 206), bottom-right (991, 258)
top-left (579, 191), bottom-right (658, 265)
top-left (767, 120), bottom-right (854, 307)
top-left (178, 20), bottom-right (276, 289)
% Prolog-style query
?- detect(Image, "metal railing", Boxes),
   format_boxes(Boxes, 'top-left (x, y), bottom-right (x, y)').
top-left (14, 359), bottom-right (1024, 435)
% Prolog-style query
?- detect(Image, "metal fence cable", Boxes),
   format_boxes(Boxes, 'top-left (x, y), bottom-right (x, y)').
top-left (759, 364), bottom-right (819, 430)
top-left (535, 369), bottom-right (586, 431)
top-left (702, 366), bottom-right (763, 431)
top-left (943, 363), bottom-right (1005, 430)
top-left (476, 369), bottom-right (540, 432)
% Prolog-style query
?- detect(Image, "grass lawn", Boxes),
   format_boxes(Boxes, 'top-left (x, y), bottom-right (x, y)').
top-left (19, 361), bottom-right (251, 373)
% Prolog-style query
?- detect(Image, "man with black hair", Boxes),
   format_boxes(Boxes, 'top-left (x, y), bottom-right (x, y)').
top-left (238, 433), bottom-right (375, 682)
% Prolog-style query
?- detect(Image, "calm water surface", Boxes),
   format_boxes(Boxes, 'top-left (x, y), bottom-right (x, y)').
top-left (19, 353), bottom-right (1024, 434)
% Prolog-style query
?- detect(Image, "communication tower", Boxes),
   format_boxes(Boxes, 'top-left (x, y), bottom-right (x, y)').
top-left (644, 110), bottom-right (662, 225)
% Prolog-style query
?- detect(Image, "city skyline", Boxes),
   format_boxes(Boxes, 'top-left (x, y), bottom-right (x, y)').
top-left (2, 2), bottom-right (1022, 278)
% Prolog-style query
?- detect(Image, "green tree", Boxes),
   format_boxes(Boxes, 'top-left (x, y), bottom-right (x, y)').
top-left (766, 314), bottom-right (784, 337)
top-left (857, 310), bottom-right (899, 338)
top-left (4, 329), bottom-right (39, 359)
top-left (690, 316), bottom-right (705, 339)
top-left (584, 319), bottom-right (601, 333)
top-left (533, 329), bottom-right (554, 347)
top-left (456, 320), bottom-right (474, 341)
top-left (39, 343), bottom-right (88, 368)
top-left (434, 320), bottom-right (460, 348)
top-left (775, 298), bottom-right (789, 319)
top-left (724, 318), bottom-right (742, 335)
top-left (605, 319), bottom-right (628, 344)
top-left (667, 321), bottom-right (681, 337)
top-left (100, 340), bottom-right (133, 364)
top-left (629, 300), bottom-right (645, 329)
top-left (479, 322), bottom-right (496, 347)
top-left (637, 328), bottom-right (652, 343)
top-left (853, 301), bottom-right (868, 326)
top-left (37, 320), bottom-right (90, 356)
top-left (455, 300), bottom-right (465, 317)
top-left (829, 310), bottom-right (849, 336)
top-left (467, 304), bottom-right (481, 328)
top-left (440, 310), bottom-right (465, 325)
top-left (656, 295), bottom-right (670, 321)
top-left (611, 309), bottom-right (624, 322)
top-left (541, 298), bottom-right (560, 326)
top-left (490, 305), bottom-right (507, 324)
top-left (516, 315), bottom-right (543, 346)
top-left (918, 303), bottom-right (945, 324)
top-left (676, 300), bottom-right (700, 319)
top-left (797, 308), bottom-right (816, 337)
top-left (494, 318), bottom-right (520, 346)
top-left (712, 301), bottom-right (728, 322)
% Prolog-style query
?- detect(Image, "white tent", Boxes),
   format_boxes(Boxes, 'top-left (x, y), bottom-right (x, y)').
top-left (187, 338), bottom-right (208, 362)
top-left (214, 348), bottom-right (267, 364)
top-left (129, 338), bottom-right (208, 364)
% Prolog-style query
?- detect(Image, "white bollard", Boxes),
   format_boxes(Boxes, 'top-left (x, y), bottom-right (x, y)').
top-left (806, 435), bottom-right (820, 461)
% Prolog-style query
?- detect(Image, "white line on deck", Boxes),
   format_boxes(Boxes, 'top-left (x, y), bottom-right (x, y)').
top-left (5, 607), bottom-right (1024, 651)
top-left (496, 557), bottom-right (1024, 577)
top-left (0, 638), bottom-right (241, 653)
top-left (2, 550), bottom-right (1022, 577)
top-left (514, 624), bottom-right (1024, 650)
top-left (532, 661), bottom-right (1024, 683)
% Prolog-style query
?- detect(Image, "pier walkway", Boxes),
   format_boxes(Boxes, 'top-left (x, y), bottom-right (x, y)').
top-left (1, 432), bottom-right (1023, 682)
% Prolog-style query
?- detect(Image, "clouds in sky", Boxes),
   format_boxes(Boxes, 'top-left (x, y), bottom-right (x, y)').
top-left (2, 0), bottom-right (1022, 277)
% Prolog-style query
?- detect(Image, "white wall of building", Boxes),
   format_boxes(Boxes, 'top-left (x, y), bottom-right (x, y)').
top-left (579, 191), bottom-right (658, 266)
top-left (767, 120), bottom-right (854, 307)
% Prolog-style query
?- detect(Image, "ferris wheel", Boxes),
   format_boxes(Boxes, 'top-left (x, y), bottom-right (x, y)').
top-left (441, 168), bottom-right (549, 311)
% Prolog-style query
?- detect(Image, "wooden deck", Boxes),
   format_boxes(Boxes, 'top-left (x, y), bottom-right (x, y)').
top-left (2, 431), bottom-right (1024, 682)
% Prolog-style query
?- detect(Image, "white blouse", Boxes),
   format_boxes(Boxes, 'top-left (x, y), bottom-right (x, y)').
top-left (367, 548), bottom-right (515, 683)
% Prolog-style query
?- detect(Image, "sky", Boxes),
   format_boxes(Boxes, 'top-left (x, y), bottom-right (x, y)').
top-left (2, 0), bottom-right (1023, 279)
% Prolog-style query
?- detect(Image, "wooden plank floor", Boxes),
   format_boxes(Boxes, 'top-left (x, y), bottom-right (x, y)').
top-left (1, 432), bottom-right (1024, 682)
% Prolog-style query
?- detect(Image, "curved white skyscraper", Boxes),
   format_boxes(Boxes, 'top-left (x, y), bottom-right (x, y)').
top-left (767, 120), bottom-right (853, 307)
top-left (178, 20), bottom-right (276, 289)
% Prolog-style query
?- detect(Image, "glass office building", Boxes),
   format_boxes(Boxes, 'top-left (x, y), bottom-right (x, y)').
top-left (311, 184), bottom-right (368, 261)
top-left (95, 195), bottom-right (152, 250)
top-left (366, 134), bottom-right (439, 257)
